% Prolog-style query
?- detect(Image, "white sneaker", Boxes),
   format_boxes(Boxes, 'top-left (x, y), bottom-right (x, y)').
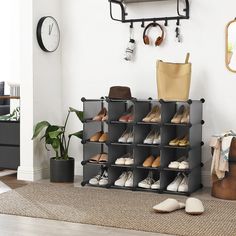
top-left (151, 179), bottom-right (161, 189)
top-left (167, 173), bottom-right (183, 192)
top-left (179, 161), bottom-right (189, 170)
top-left (143, 129), bottom-right (155, 144)
top-left (127, 132), bottom-right (134, 143)
top-left (138, 177), bottom-right (154, 189)
top-left (114, 172), bottom-right (128, 187)
top-left (115, 153), bottom-right (131, 165)
top-left (125, 171), bottom-right (133, 187)
top-left (153, 132), bottom-right (161, 145)
top-left (124, 154), bottom-right (134, 165)
top-left (178, 174), bottom-right (188, 192)
top-left (89, 173), bottom-right (101, 185)
top-left (115, 158), bottom-right (126, 165)
top-left (99, 170), bottom-right (108, 186)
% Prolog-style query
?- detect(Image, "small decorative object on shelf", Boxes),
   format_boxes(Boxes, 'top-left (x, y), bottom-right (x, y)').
top-left (81, 97), bottom-right (204, 196)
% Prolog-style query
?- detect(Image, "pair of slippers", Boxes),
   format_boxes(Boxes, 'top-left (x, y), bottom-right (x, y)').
top-left (153, 197), bottom-right (204, 215)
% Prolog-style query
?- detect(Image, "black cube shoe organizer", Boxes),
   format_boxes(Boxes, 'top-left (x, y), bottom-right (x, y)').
top-left (81, 97), bottom-right (205, 196)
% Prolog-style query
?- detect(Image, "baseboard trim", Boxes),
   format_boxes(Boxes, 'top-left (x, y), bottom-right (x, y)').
top-left (17, 166), bottom-right (49, 181)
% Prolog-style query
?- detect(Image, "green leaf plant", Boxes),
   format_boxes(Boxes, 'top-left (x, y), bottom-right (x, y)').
top-left (32, 107), bottom-right (83, 160)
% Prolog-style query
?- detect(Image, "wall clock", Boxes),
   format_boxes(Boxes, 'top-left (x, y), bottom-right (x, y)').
top-left (36, 16), bottom-right (60, 52)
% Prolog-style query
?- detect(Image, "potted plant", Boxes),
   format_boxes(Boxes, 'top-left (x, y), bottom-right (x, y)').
top-left (32, 107), bottom-right (83, 183)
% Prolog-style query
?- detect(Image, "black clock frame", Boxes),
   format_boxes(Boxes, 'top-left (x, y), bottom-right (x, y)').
top-left (36, 16), bottom-right (60, 53)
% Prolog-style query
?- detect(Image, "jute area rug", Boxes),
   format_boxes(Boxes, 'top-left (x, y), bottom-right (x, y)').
top-left (0, 183), bottom-right (235, 236)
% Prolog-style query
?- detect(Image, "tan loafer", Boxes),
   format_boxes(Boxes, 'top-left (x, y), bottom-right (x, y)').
top-left (90, 131), bottom-right (103, 142)
top-left (152, 156), bottom-right (161, 168)
top-left (98, 153), bottom-right (108, 163)
top-left (143, 155), bottom-right (155, 167)
top-left (99, 132), bottom-right (108, 142)
top-left (89, 154), bottom-right (101, 163)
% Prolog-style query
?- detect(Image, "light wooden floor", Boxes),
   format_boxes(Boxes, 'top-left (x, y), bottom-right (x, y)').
top-left (0, 172), bottom-right (213, 236)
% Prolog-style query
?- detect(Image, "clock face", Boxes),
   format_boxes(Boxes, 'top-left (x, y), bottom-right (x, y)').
top-left (37, 16), bottom-right (60, 52)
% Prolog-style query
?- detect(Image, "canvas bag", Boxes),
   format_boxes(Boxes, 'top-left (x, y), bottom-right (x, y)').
top-left (156, 53), bottom-right (191, 101)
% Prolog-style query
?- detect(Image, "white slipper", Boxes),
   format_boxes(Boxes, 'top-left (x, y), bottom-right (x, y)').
top-left (168, 161), bottom-right (180, 169)
top-left (179, 161), bottom-right (189, 170)
top-left (153, 198), bottom-right (185, 213)
top-left (185, 197), bottom-right (204, 215)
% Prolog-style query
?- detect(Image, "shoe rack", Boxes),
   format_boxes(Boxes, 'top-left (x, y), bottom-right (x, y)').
top-left (81, 97), bottom-right (205, 196)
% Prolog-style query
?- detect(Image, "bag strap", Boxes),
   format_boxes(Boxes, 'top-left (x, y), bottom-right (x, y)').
top-left (185, 53), bottom-right (190, 63)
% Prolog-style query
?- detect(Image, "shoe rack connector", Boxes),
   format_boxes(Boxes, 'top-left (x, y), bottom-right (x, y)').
top-left (81, 97), bottom-right (205, 196)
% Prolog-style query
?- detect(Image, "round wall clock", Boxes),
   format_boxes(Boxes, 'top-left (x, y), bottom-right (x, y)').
top-left (36, 16), bottom-right (60, 52)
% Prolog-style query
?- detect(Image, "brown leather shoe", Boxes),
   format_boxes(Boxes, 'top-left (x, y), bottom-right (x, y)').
top-left (152, 156), bottom-right (161, 168)
top-left (88, 154), bottom-right (101, 163)
top-left (143, 155), bottom-right (155, 167)
top-left (89, 131), bottom-right (103, 142)
top-left (98, 153), bottom-right (108, 163)
top-left (99, 132), bottom-right (108, 142)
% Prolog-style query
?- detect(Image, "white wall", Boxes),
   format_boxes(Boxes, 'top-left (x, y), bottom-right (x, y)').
top-left (61, 0), bottom-right (236, 185)
top-left (0, 0), bottom-right (20, 93)
top-left (18, 0), bottom-right (62, 181)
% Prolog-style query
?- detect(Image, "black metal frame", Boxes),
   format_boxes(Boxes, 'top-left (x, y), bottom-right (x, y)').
top-left (109, 0), bottom-right (189, 26)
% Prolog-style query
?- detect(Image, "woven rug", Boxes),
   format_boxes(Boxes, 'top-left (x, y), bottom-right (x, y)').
top-left (0, 183), bottom-right (235, 236)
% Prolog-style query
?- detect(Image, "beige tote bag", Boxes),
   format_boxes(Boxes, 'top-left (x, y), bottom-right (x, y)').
top-left (157, 53), bottom-right (191, 101)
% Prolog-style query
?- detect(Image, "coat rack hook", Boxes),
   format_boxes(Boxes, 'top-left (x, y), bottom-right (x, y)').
top-left (141, 20), bottom-right (145, 28)
top-left (176, 19), bottom-right (180, 26)
top-left (164, 18), bottom-right (168, 26)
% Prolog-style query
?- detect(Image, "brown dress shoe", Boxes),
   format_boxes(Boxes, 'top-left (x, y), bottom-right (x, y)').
top-left (88, 154), bottom-right (101, 163)
top-left (152, 156), bottom-right (161, 168)
top-left (143, 155), bottom-right (155, 167)
top-left (99, 132), bottom-right (108, 142)
top-left (89, 131), bottom-right (103, 142)
top-left (98, 153), bottom-right (108, 163)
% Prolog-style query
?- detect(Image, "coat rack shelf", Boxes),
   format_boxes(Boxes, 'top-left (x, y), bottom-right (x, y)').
top-left (108, 0), bottom-right (190, 26)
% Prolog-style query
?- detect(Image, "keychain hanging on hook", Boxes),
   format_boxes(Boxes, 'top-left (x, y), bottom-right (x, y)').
top-left (124, 22), bottom-right (136, 61)
top-left (175, 20), bottom-right (182, 43)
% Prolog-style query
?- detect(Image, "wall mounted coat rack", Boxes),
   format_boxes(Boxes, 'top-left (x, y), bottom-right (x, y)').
top-left (109, 0), bottom-right (190, 26)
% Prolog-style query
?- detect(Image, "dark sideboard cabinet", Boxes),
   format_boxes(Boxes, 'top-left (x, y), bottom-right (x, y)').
top-left (0, 121), bottom-right (20, 170)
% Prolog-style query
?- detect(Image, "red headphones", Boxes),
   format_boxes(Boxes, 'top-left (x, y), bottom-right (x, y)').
top-left (143, 22), bottom-right (164, 46)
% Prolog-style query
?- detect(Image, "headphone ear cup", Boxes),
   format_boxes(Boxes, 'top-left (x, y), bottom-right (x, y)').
top-left (155, 36), bottom-right (163, 46)
top-left (143, 35), bottom-right (150, 45)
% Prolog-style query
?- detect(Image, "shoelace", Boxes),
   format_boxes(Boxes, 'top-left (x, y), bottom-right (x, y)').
top-left (144, 177), bottom-right (154, 185)
top-left (101, 171), bottom-right (108, 179)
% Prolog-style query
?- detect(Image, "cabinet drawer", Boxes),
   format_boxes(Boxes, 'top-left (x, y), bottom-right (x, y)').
top-left (0, 146), bottom-right (20, 169)
top-left (0, 122), bottom-right (20, 146)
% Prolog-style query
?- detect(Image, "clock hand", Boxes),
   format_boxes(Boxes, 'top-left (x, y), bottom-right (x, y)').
top-left (49, 23), bottom-right (54, 35)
